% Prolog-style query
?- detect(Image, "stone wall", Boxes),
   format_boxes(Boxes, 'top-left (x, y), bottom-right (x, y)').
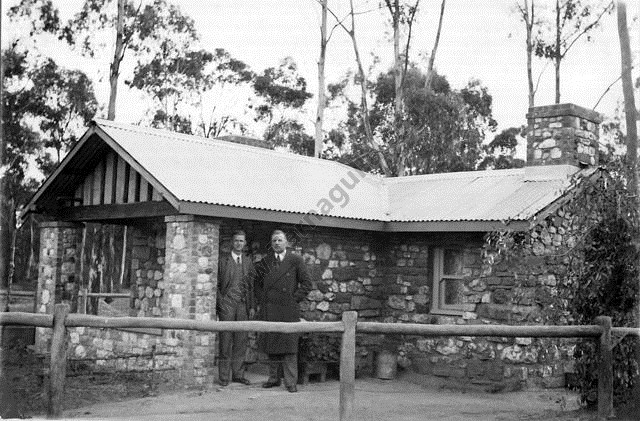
top-left (35, 222), bottom-right (83, 353)
top-left (64, 216), bottom-right (220, 387)
top-left (129, 223), bottom-right (166, 317)
top-left (35, 211), bottom-right (582, 390)
top-left (393, 210), bottom-right (578, 389)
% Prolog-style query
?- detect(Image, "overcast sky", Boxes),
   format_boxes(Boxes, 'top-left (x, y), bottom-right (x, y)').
top-left (2, 0), bottom-right (638, 137)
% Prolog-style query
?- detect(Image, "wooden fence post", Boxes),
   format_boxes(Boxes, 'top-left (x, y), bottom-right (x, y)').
top-left (48, 303), bottom-right (70, 419)
top-left (596, 316), bottom-right (614, 420)
top-left (339, 311), bottom-right (357, 421)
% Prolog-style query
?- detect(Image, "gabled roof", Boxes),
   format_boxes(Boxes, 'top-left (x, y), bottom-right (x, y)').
top-left (25, 119), bottom-right (594, 232)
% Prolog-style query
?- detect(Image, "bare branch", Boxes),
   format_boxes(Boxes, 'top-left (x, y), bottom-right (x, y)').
top-left (561, 1), bottom-right (613, 59)
top-left (592, 73), bottom-right (623, 110)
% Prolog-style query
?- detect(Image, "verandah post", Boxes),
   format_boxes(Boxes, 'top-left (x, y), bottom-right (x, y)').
top-left (48, 303), bottom-right (70, 419)
top-left (339, 311), bottom-right (357, 421)
top-left (595, 316), bottom-right (613, 420)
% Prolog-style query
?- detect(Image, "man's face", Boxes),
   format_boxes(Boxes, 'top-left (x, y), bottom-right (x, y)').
top-left (232, 235), bottom-right (246, 253)
top-left (271, 233), bottom-right (287, 254)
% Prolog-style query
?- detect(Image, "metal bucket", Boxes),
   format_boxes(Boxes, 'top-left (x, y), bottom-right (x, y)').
top-left (375, 349), bottom-right (397, 379)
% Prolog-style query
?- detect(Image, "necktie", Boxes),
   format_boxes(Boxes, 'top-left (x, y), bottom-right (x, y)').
top-left (237, 256), bottom-right (241, 264)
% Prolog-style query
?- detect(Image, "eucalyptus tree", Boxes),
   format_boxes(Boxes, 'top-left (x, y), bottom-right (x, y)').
top-left (531, 0), bottom-right (614, 103)
top-left (8, 0), bottom-right (200, 120)
top-left (335, 66), bottom-right (497, 176)
top-left (1, 45), bottom-right (97, 287)
top-left (251, 57), bottom-right (314, 155)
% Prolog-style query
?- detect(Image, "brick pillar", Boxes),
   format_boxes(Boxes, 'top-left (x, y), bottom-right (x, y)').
top-left (526, 103), bottom-right (602, 167)
top-left (163, 215), bottom-right (219, 386)
top-left (35, 221), bottom-right (83, 353)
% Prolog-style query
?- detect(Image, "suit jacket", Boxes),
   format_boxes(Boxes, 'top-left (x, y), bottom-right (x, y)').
top-left (217, 253), bottom-right (254, 319)
top-left (253, 249), bottom-right (312, 354)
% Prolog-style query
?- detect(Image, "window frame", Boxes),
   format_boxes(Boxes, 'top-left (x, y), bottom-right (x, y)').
top-left (431, 247), bottom-right (472, 316)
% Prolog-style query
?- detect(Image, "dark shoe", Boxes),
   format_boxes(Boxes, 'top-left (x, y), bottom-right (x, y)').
top-left (232, 377), bottom-right (251, 385)
top-left (286, 385), bottom-right (297, 393)
top-left (219, 380), bottom-right (229, 387)
top-left (262, 380), bottom-right (281, 388)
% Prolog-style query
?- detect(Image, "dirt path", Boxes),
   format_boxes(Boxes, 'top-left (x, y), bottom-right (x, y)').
top-left (52, 370), bottom-right (590, 421)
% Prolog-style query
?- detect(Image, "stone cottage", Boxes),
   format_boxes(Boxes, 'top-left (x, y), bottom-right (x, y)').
top-left (24, 103), bottom-right (601, 388)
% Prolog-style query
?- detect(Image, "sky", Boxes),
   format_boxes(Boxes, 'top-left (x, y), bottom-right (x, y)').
top-left (2, 0), bottom-right (638, 143)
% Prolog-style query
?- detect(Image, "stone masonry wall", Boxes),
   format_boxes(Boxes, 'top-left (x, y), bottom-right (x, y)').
top-left (395, 210), bottom-right (579, 389)
top-left (64, 216), bottom-right (220, 387)
top-left (527, 103), bottom-right (601, 167)
top-left (129, 223), bottom-right (166, 317)
top-left (35, 222), bottom-right (83, 353)
top-left (40, 210), bottom-right (580, 390)
top-left (66, 221), bottom-right (182, 385)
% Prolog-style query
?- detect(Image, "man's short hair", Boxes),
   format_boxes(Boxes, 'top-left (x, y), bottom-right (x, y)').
top-left (271, 229), bottom-right (287, 240)
top-left (232, 230), bottom-right (246, 239)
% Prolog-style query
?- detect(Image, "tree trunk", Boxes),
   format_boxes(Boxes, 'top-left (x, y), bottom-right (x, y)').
top-left (0, 40), bottom-right (6, 289)
top-left (425, 0), bottom-right (446, 92)
top-left (108, 0), bottom-right (126, 120)
top-left (387, 0), bottom-right (405, 176)
top-left (554, 0), bottom-right (561, 104)
top-left (391, 0), bottom-right (403, 117)
top-left (348, 0), bottom-right (392, 176)
top-left (616, 0), bottom-right (640, 350)
top-left (617, 1), bottom-right (638, 195)
top-left (523, 0), bottom-right (535, 107)
top-left (314, 0), bottom-right (328, 158)
top-left (0, 188), bottom-right (10, 288)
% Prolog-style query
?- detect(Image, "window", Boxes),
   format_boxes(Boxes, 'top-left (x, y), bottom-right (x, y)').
top-left (431, 248), bottom-right (468, 315)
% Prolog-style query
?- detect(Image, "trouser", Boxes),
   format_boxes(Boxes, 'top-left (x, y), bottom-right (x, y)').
top-left (218, 302), bottom-right (248, 382)
top-left (267, 353), bottom-right (298, 387)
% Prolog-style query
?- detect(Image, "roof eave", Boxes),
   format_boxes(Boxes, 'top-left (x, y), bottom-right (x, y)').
top-left (384, 220), bottom-right (530, 232)
top-left (21, 123), bottom-right (99, 222)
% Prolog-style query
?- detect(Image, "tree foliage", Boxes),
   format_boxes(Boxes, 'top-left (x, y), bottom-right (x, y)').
top-left (252, 57), bottom-right (313, 124)
top-left (8, 0), bottom-right (201, 120)
top-left (335, 66), bottom-right (497, 175)
top-left (532, 0), bottom-right (613, 103)
top-left (251, 57), bottom-right (314, 155)
top-left (1, 44), bottom-right (96, 286)
top-left (28, 58), bottom-right (98, 166)
top-left (485, 157), bottom-right (638, 407)
top-left (478, 126), bottom-right (526, 170)
top-left (567, 161), bottom-right (639, 407)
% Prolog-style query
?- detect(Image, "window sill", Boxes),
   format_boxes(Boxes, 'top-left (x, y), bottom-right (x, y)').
top-left (430, 309), bottom-right (464, 316)
top-left (430, 304), bottom-right (476, 317)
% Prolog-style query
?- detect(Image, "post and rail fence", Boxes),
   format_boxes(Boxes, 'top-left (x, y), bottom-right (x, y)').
top-left (1, 304), bottom-right (639, 420)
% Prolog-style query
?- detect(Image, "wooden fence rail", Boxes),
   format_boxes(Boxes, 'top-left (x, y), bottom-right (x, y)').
top-left (2, 305), bottom-right (639, 421)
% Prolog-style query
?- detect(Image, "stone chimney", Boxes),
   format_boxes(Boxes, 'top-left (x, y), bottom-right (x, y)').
top-left (526, 103), bottom-right (602, 167)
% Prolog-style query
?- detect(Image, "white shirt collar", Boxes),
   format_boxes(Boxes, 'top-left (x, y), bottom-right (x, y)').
top-left (275, 250), bottom-right (286, 260)
top-left (231, 251), bottom-right (242, 261)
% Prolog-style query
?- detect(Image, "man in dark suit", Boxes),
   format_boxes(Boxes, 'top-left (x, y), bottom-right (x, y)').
top-left (253, 230), bottom-right (312, 393)
top-left (217, 230), bottom-right (254, 386)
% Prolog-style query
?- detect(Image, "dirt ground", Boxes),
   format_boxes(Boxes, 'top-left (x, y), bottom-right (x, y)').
top-left (3, 338), bottom-right (637, 421)
top-left (14, 367), bottom-right (603, 421)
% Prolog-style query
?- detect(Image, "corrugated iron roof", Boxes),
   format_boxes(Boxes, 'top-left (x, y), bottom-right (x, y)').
top-left (95, 119), bottom-right (389, 221)
top-left (43, 119), bottom-right (589, 226)
top-left (384, 165), bottom-right (586, 222)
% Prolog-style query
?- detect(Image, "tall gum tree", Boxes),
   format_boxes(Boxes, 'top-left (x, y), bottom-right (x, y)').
top-left (532, 0), bottom-right (614, 103)
top-left (9, 0), bottom-right (200, 121)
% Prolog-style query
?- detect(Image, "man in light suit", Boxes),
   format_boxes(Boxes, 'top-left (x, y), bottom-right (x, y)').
top-left (253, 230), bottom-right (312, 393)
top-left (217, 230), bottom-right (254, 386)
